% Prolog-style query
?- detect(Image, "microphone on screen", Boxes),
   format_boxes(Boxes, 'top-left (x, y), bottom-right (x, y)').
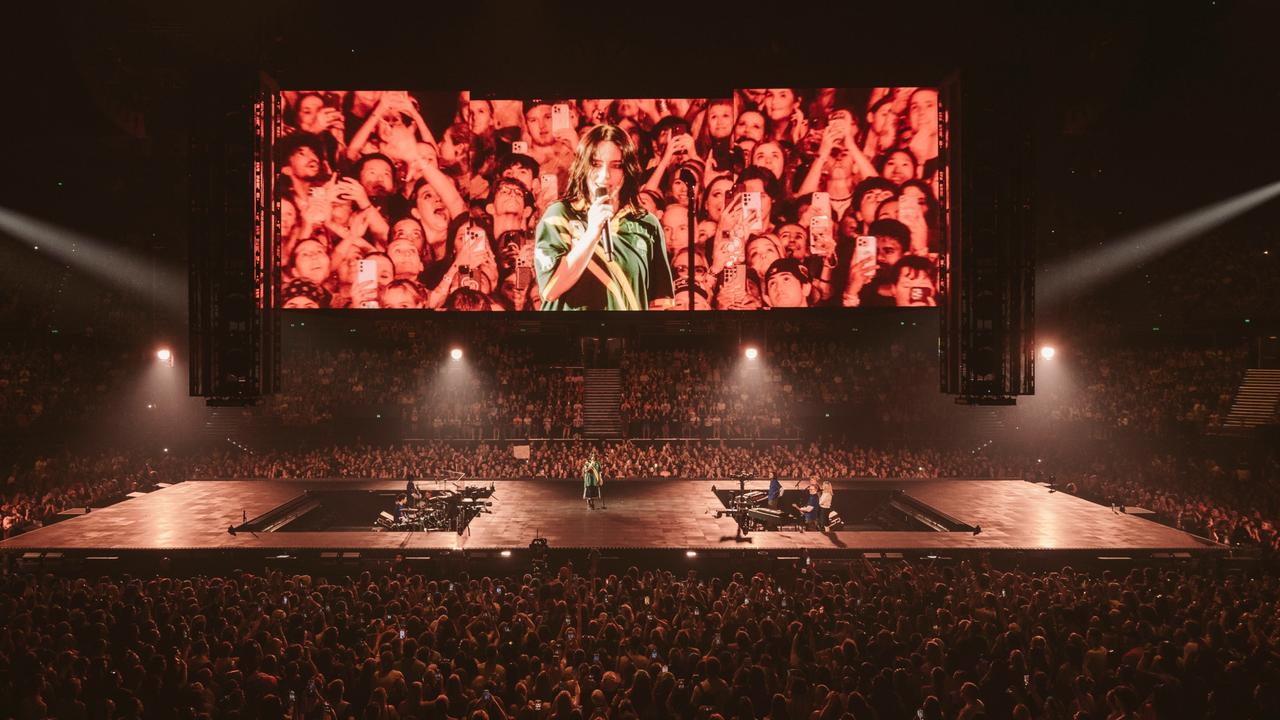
top-left (593, 185), bottom-right (614, 262)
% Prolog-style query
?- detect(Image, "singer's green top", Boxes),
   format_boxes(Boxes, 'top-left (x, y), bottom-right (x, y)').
top-left (583, 459), bottom-right (601, 487)
top-left (534, 201), bottom-right (675, 311)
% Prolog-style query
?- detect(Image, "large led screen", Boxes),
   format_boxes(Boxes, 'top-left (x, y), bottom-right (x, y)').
top-left (271, 88), bottom-right (945, 310)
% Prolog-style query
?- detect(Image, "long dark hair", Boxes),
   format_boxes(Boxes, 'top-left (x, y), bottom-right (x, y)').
top-left (563, 124), bottom-right (646, 220)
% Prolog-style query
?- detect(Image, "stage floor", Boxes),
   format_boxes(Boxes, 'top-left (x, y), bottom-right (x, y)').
top-left (1, 479), bottom-right (1225, 557)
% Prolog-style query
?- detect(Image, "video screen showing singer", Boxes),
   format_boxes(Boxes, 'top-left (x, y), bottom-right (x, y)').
top-left (534, 125), bottom-right (676, 311)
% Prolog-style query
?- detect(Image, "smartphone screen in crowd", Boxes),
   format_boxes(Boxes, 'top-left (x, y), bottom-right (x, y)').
top-left (539, 173), bottom-right (559, 202)
top-left (465, 228), bottom-right (487, 255)
top-left (742, 191), bottom-right (763, 233)
top-left (723, 263), bottom-right (747, 295)
top-left (909, 287), bottom-right (934, 303)
top-left (811, 191), bottom-right (831, 220)
top-left (809, 216), bottom-right (834, 257)
top-left (356, 259), bottom-right (379, 308)
top-left (551, 104), bottom-right (572, 134)
top-left (854, 235), bottom-right (877, 267)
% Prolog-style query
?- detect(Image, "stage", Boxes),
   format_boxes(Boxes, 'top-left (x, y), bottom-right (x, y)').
top-left (2, 478), bottom-right (1228, 568)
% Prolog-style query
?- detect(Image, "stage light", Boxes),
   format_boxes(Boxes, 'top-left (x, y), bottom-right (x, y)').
top-left (0, 208), bottom-right (186, 314)
top-left (744, 346), bottom-right (759, 360)
top-left (1040, 179), bottom-right (1280, 305)
top-left (1040, 346), bottom-right (1056, 360)
top-left (500, 550), bottom-right (512, 557)
top-left (685, 550), bottom-right (697, 557)
top-left (450, 347), bottom-right (463, 361)
top-left (156, 348), bottom-right (171, 362)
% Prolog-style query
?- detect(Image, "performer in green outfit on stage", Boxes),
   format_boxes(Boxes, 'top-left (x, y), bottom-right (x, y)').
top-left (582, 453), bottom-right (604, 510)
top-left (534, 124), bottom-right (676, 311)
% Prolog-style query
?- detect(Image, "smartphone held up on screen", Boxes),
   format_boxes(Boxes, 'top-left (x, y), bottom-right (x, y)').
top-left (515, 252), bottom-right (533, 292)
top-left (465, 228), bottom-right (487, 256)
top-left (811, 191), bottom-right (831, 221)
top-left (809, 216), bottom-right (834, 257)
top-left (723, 263), bottom-right (747, 295)
top-left (854, 235), bottom-right (877, 267)
top-left (741, 191), bottom-right (763, 233)
top-left (539, 173), bottom-right (559, 201)
top-left (512, 141), bottom-right (529, 156)
top-left (356, 259), bottom-right (379, 308)
top-left (551, 104), bottom-right (572, 134)
top-left (458, 264), bottom-right (479, 291)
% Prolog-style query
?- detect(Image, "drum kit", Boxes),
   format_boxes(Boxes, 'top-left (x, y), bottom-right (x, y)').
top-left (395, 488), bottom-right (455, 531)
top-left (380, 476), bottom-right (496, 534)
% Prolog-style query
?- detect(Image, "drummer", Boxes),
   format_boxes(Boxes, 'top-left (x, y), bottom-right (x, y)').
top-left (393, 494), bottom-right (409, 523)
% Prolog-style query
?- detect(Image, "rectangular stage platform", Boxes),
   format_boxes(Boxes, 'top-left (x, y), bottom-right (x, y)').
top-left (2, 479), bottom-right (1226, 562)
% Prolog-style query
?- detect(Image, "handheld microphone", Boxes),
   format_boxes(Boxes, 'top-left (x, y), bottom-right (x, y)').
top-left (593, 185), bottom-right (613, 262)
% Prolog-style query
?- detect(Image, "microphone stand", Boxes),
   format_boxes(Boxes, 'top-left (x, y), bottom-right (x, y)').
top-left (679, 166), bottom-right (699, 311)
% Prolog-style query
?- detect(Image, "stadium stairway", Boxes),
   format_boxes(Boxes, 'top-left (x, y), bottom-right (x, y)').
top-left (1222, 368), bottom-right (1280, 430)
top-left (200, 406), bottom-right (263, 448)
top-left (583, 368), bottom-right (624, 438)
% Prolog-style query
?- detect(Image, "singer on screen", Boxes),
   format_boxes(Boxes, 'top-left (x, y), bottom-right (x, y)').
top-left (534, 125), bottom-right (676, 311)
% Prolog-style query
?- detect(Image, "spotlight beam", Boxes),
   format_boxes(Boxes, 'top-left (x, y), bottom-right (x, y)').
top-left (1039, 179), bottom-right (1280, 305)
top-left (0, 207), bottom-right (186, 314)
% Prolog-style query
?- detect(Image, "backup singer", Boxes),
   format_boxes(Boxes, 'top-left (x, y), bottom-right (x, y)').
top-left (583, 453), bottom-right (604, 510)
top-left (534, 125), bottom-right (676, 311)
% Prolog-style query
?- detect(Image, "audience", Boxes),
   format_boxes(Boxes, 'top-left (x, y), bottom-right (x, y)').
top-left (2, 558), bottom-right (1280, 719)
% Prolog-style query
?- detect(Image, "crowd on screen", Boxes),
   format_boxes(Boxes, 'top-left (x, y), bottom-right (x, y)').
top-left (5, 557), bottom-right (1280, 719)
top-left (274, 88), bottom-right (945, 311)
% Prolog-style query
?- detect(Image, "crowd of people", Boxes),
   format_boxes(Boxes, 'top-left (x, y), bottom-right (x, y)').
top-left (618, 341), bottom-right (949, 440)
top-left (265, 342), bottom-right (583, 439)
top-left (5, 438), bottom-right (1279, 557)
top-left (259, 335), bottom-right (1246, 443)
top-left (0, 340), bottom-right (137, 434)
top-left (1022, 346), bottom-right (1245, 437)
top-left (274, 87), bottom-right (946, 311)
top-left (2, 441), bottom-right (1000, 537)
top-left (4, 556), bottom-right (1280, 719)
top-left (1069, 453), bottom-right (1280, 555)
